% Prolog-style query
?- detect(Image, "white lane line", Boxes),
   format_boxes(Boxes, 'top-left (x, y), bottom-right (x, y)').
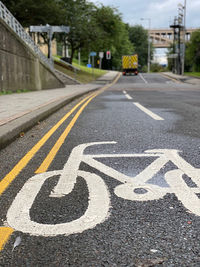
top-left (125, 93), bottom-right (133, 100)
top-left (123, 90), bottom-right (133, 100)
top-left (133, 102), bottom-right (164, 121)
top-left (139, 73), bottom-right (148, 84)
top-left (122, 90), bottom-right (164, 120)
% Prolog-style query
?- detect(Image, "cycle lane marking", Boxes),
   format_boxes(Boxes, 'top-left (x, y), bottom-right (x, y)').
top-left (0, 93), bottom-right (94, 196)
top-left (0, 93), bottom-right (101, 249)
top-left (6, 142), bottom-right (200, 237)
top-left (0, 93), bottom-right (94, 250)
top-left (6, 170), bottom-right (110, 237)
top-left (122, 91), bottom-right (164, 120)
top-left (0, 74), bottom-right (121, 250)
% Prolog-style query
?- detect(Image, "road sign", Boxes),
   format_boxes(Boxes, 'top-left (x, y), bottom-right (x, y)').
top-left (51, 26), bottom-right (70, 33)
top-left (90, 52), bottom-right (97, 57)
top-left (106, 51), bottom-right (111, 60)
top-left (29, 24), bottom-right (70, 60)
top-left (30, 25), bottom-right (70, 34)
top-left (99, 52), bottom-right (104, 58)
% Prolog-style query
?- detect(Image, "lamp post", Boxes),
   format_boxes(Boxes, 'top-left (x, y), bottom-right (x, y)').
top-left (141, 18), bottom-right (151, 73)
top-left (182, 0), bottom-right (186, 75)
top-left (177, 1), bottom-right (186, 75)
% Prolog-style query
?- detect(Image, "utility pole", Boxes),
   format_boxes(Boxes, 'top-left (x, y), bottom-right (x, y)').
top-left (170, 3), bottom-right (184, 75)
top-left (170, 20), bottom-right (183, 75)
top-left (181, 0), bottom-right (187, 75)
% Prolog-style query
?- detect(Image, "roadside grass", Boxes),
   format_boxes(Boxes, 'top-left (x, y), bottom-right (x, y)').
top-left (54, 58), bottom-right (107, 83)
top-left (72, 59), bottom-right (107, 82)
top-left (185, 72), bottom-right (200, 78)
top-left (0, 89), bottom-right (29, 95)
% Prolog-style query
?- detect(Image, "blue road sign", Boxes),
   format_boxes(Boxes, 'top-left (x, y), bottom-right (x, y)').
top-left (90, 52), bottom-right (97, 57)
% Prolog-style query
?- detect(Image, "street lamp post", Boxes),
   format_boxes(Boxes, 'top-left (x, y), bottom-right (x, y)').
top-left (177, 0), bottom-right (186, 75)
top-left (182, 0), bottom-right (186, 75)
top-left (141, 18), bottom-right (151, 73)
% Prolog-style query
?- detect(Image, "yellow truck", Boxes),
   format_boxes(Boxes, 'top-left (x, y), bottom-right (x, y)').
top-left (122, 54), bottom-right (138, 76)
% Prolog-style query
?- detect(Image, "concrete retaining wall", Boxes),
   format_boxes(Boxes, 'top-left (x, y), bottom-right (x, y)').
top-left (0, 19), bottom-right (64, 92)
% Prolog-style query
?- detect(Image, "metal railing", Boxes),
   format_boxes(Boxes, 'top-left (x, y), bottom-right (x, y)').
top-left (0, 1), bottom-right (53, 70)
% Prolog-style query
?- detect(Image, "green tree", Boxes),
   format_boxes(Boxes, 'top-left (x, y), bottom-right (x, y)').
top-left (88, 5), bottom-right (134, 69)
top-left (185, 30), bottom-right (200, 72)
top-left (1, 0), bottom-right (65, 26)
top-left (60, 0), bottom-right (97, 63)
top-left (167, 44), bottom-right (174, 71)
top-left (2, 0), bottom-right (133, 68)
top-left (127, 24), bottom-right (153, 69)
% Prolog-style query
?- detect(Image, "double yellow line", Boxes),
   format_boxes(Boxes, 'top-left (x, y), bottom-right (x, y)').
top-left (0, 92), bottom-right (96, 195)
top-left (0, 91), bottom-right (97, 250)
top-left (0, 73), bottom-right (121, 250)
top-left (35, 91), bottom-right (101, 173)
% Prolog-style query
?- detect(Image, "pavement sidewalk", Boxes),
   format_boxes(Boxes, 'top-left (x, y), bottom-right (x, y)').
top-left (0, 71), bottom-right (119, 149)
top-left (162, 72), bottom-right (200, 86)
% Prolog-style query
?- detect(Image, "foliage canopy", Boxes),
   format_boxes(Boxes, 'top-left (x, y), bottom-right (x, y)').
top-left (127, 25), bottom-right (153, 69)
top-left (2, 0), bottom-right (150, 69)
top-left (185, 30), bottom-right (200, 72)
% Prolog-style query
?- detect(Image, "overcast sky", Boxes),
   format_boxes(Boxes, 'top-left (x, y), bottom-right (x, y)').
top-left (89, 0), bottom-right (199, 29)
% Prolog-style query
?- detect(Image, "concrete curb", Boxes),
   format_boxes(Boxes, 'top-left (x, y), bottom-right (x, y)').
top-left (161, 72), bottom-right (200, 85)
top-left (0, 71), bottom-right (120, 149)
top-left (0, 89), bottom-right (98, 150)
top-left (160, 73), bottom-right (182, 83)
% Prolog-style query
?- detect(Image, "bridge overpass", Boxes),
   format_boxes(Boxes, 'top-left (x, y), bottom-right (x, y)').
top-left (149, 28), bottom-right (199, 48)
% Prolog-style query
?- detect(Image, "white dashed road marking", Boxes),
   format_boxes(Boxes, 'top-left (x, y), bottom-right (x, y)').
top-left (123, 91), bottom-right (164, 121)
top-left (139, 73), bottom-right (148, 84)
top-left (133, 102), bottom-right (164, 121)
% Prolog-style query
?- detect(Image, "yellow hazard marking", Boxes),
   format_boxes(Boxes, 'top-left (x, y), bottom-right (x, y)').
top-left (122, 55), bottom-right (138, 69)
top-left (0, 227), bottom-right (14, 251)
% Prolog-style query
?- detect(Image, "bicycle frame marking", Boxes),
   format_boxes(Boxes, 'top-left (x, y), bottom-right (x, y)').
top-left (6, 142), bottom-right (200, 237)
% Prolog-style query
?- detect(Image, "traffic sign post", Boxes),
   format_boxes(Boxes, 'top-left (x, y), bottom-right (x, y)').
top-left (99, 52), bottom-right (104, 58)
top-left (99, 52), bottom-right (104, 69)
top-left (89, 52), bottom-right (97, 78)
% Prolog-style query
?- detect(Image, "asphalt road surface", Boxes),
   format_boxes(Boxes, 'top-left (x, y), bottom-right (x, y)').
top-left (1, 73), bottom-right (200, 266)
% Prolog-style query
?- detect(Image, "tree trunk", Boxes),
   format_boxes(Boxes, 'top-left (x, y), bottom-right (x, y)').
top-left (70, 46), bottom-right (75, 64)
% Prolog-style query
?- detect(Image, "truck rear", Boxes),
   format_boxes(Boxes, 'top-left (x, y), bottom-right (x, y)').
top-left (122, 54), bottom-right (138, 76)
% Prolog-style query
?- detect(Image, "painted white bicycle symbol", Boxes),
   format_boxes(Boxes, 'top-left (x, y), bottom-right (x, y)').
top-left (7, 142), bottom-right (200, 237)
